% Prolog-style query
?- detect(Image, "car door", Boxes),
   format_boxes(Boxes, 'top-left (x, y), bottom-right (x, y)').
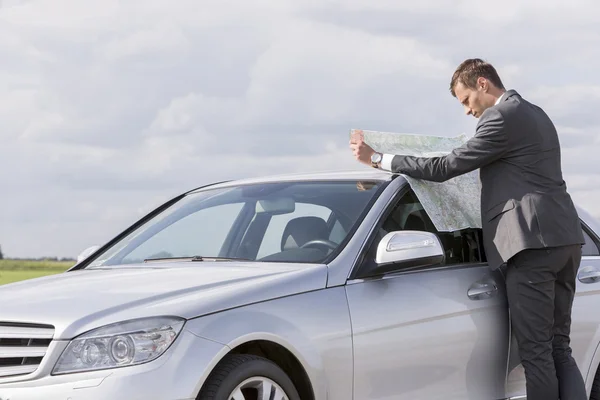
top-left (345, 188), bottom-right (510, 400)
top-left (505, 219), bottom-right (600, 399)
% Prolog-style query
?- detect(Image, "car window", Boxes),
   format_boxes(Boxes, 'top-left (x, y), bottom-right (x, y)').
top-left (88, 180), bottom-right (384, 267)
top-left (582, 226), bottom-right (600, 256)
top-left (329, 219), bottom-right (346, 244)
top-left (122, 203), bottom-right (245, 263)
top-left (256, 203), bottom-right (332, 259)
top-left (367, 189), bottom-right (486, 267)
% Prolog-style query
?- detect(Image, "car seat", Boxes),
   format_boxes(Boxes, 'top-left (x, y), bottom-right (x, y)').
top-left (281, 216), bottom-right (329, 250)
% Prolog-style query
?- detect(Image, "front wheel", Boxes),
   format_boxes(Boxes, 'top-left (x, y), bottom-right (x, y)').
top-left (198, 354), bottom-right (301, 400)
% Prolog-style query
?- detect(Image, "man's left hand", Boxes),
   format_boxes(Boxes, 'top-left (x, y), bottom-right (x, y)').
top-left (349, 130), bottom-right (375, 166)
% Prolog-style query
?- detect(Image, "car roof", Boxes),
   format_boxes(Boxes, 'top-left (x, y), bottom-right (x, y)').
top-left (192, 169), bottom-right (397, 191)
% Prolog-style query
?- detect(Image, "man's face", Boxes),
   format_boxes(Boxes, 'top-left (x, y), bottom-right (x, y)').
top-left (454, 79), bottom-right (495, 118)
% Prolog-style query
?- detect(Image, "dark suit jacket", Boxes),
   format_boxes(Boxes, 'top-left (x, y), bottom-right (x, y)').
top-left (389, 90), bottom-right (585, 269)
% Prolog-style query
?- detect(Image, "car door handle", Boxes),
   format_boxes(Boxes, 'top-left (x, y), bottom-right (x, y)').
top-left (578, 266), bottom-right (600, 284)
top-left (467, 281), bottom-right (498, 300)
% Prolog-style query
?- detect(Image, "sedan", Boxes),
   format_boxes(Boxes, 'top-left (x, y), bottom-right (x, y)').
top-left (1, 169), bottom-right (599, 400)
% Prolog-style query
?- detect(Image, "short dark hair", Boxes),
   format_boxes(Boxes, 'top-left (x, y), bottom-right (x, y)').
top-left (449, 58), bottom-right (505, 97)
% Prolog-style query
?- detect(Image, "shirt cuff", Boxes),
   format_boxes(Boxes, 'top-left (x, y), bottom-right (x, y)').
top-left (380, 153), bottom-right (394, 171)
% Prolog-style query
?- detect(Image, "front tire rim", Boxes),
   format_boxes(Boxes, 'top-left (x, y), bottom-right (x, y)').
top-left (228, 376), bottom-right (289, 400)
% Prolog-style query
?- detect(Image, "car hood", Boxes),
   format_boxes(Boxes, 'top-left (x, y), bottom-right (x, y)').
top-left (0, 261), bottom-right (327, 339)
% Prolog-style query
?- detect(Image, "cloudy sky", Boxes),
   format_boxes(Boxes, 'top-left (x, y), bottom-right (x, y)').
top-left (1, 0), bottom-right (599, 258)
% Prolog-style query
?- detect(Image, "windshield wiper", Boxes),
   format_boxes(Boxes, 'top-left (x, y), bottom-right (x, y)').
top-left (143, 256), bottom-right (252, 263)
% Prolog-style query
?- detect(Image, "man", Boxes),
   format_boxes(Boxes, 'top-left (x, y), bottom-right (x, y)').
top-left (350, 58), bottom-right (587, 400)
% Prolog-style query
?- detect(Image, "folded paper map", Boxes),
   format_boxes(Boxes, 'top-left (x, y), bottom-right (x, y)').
top-left (350, 129), bottom-right (482, 232)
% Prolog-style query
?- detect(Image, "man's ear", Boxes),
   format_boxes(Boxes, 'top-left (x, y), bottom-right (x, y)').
top-left (477, 77), bottom-right (488, 92)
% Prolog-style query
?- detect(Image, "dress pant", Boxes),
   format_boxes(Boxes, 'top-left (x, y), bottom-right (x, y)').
top-left (505, 244), bottom-right (587, 400)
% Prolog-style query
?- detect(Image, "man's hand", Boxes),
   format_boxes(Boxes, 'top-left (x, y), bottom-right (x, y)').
top-left (349, 129), bottom-right (375, 166)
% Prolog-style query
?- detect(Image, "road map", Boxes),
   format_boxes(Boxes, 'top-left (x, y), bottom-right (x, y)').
top-left (351, 129), bottom-right (482, 232)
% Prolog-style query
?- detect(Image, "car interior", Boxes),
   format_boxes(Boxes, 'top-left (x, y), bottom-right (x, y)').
top-left (257, 216), bottom-right (337, 262)
top-left (251, 188), bottom-right (488, 266)
top-left (233, 183), bottom-right (378, 263)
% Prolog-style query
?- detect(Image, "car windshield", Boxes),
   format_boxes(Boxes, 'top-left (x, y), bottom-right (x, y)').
top-left (86, 180), bottom-right (385, 268)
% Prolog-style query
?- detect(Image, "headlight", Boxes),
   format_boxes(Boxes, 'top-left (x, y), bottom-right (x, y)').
top-left (52, 316), bottom-right (185, 375)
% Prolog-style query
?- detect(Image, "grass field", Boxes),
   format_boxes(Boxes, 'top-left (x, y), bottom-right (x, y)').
top-left (0, 259), bottom-right (74, 286)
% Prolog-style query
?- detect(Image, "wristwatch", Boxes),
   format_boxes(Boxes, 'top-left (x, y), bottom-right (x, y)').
top-left (371, 152), bottom-right (382, 168)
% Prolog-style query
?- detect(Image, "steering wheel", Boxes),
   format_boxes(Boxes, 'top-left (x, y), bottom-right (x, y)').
top-left (299, 239), bottom-right (338, 251)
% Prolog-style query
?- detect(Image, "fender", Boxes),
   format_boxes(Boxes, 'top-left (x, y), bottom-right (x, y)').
top-left (184, 286), bottom-right (354, 400)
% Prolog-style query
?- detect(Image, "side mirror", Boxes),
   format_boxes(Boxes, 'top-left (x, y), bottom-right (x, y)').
top-left (77, 245), bottom-right (101, 263)
top-left (372, 231), bottom-right (445, 275)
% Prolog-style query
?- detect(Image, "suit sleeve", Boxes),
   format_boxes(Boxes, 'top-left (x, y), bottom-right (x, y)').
top-left (389, 108), bottom-right (509, 182)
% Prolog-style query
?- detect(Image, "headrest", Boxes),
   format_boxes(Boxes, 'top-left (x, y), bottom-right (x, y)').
top-left (281, 216), bottom-right (329, 251)
top-left (404, 208), bottom-right (436, 232)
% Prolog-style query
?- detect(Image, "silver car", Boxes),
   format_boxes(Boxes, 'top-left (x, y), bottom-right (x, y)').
top-left (1, 170), bottom-right (600, 400)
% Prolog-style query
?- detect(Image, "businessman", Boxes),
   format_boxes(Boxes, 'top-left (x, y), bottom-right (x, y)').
top-left (350, 59), bottom-right (587, 400)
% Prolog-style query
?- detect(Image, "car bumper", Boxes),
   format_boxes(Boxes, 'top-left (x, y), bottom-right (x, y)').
top-left (0, 330), bottom-right (228, 400)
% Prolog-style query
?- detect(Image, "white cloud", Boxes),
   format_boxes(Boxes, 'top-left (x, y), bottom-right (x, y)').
top-left (312, 0), bottom-right (600, 23)
top-left (98, 23), bottom-right (191, 64)
top-left (241, 18), bottom-right (452, 126)
top-left (1, 0), bottom-right (600, 258)
top-left (529, 85), bottom-right (600, 120)
top-left (147, 93), bottom-right (242, 136)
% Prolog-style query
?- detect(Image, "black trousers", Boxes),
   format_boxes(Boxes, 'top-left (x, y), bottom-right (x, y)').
top-left (505, 244), bottom-right (587, 400)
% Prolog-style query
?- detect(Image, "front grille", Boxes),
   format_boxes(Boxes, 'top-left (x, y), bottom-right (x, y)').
top-left (0, 322), bottom-right (54, 378)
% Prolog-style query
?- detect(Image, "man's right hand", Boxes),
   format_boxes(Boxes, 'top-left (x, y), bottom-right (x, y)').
top-left (349, 129), bottom-right (376, 167)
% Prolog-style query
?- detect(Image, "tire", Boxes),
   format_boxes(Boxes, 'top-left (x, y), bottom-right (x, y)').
top-left (197, 354), bottom-right (301, 400)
